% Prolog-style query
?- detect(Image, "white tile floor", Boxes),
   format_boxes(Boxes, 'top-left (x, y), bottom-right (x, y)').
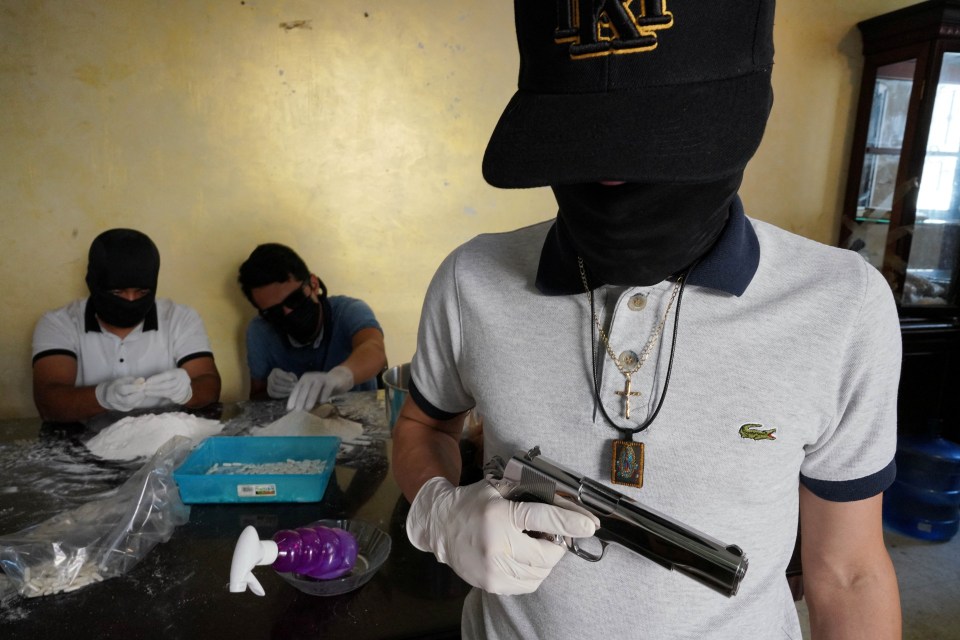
top-left (795, 528), bottom-right (960, 640)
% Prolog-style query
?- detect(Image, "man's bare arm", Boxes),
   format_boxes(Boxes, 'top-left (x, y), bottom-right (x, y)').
top-left (391, 396), bottom-right (467, 502)
top-left (341, 327), bottom-right (387, 386)
top-left (33, 354), bottom-right (105, 423)
top-left (799, 485), bottom-right (901, 639)
top-left (181, 355), bottom-right (221, 408)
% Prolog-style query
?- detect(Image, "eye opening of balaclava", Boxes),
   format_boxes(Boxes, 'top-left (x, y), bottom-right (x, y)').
top-left (85, 228), bottom-right (160, 328)
top-left (553, 171), bottom-right (744, 287)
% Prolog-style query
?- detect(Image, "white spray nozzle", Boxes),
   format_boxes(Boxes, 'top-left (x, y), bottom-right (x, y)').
top-left (229, 525), bottom-right (279, 596)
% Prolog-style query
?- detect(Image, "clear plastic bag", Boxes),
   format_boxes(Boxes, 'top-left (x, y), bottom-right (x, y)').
top-left (0, 436), bottom-right (192, 599)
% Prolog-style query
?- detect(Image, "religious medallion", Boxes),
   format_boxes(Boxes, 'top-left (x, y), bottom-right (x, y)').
top-left (611, 439), bottom-right (644, 487)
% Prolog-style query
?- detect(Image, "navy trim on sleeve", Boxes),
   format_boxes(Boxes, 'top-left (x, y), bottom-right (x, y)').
top-left (32, 349), bottom-right (78, 365)
top-left (409, 379), bottom-right (467, 422)
top-left (176, 351), bottom-right (214, 367)
top-left (800, 459), bottom-right (897, 502)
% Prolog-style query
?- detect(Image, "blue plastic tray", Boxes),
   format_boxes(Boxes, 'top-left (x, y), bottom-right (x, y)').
top-left (174, 436), bottom-right (340, 503)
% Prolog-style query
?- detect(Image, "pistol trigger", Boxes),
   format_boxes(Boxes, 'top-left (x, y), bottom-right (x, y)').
top-left (569, 537), bottom-right (606, 562)
top-left (541, 533), bottom-right (568, 547)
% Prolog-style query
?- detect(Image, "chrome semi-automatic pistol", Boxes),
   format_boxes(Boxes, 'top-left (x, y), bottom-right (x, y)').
top-left (484, 446), bottom-right (748, 597)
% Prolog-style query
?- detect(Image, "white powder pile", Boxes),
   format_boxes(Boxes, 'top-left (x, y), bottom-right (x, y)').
top-left (204, 458), bottom-right (328, 475)
top-left (85, 412), bottom-right (224, 461)
top-left (255, 410), bottom-right (365, 444)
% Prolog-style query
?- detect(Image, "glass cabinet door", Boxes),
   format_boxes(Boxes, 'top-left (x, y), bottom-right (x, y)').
top-left (906, 52), bottom-right (960, 307)
top-left (858, 60), bottom-right (916, 223)
top-left (848, 60), bottom-right (917, 274)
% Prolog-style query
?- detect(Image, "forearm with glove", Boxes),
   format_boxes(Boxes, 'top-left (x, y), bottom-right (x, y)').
top-left (286, 365), bottom-right (354, 411)
top-left (143, 368), bottom-right (193, 405)
top-left (405, 476), bottom-right (599, 595)
top-left (267, 368), bottom-right (298, 399)
top-left (95, 376), bottom-right (149, 412)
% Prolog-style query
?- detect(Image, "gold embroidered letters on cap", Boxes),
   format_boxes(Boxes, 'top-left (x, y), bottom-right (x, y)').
top-left (556, 0), bottom-right (674, 59)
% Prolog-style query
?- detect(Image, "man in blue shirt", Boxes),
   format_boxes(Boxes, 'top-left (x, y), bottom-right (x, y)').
top-left (238, 243), bottom-right (386, 411)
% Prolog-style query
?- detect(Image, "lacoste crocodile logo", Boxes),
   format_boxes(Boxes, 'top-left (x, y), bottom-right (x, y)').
top-left (739, 423), bottom-right (776, 441)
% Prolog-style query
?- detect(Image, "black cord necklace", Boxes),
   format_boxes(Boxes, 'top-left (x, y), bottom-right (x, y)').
top-left (584, 265), bottom-right (693, 487)
top-left (589, 272), bottom-right (688, 435)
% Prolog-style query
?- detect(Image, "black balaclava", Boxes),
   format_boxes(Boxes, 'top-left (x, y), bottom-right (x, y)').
top-left (552, 171), bottom-right (743, 287)
top-left (85, 229), bottom-right (160, 328)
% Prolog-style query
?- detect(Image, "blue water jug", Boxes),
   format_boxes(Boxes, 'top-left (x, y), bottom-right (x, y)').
top-left (882, 434), bottom-right (960, 542)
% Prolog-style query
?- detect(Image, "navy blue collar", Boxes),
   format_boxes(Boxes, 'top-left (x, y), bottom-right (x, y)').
top-left (84, 298), bottom-right (159, 333)
top-left (535, 195), bottom-right (759, 296)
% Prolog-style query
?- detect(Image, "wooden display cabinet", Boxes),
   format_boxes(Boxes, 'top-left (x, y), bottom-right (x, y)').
top-left (841, 0), bottom-right (960, 314)
top-left (842, 1), bottom-right (960, 442)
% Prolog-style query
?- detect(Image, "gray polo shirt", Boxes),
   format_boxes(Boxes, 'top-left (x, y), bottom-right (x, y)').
top-left (410, 198), bottom-right (900, 639)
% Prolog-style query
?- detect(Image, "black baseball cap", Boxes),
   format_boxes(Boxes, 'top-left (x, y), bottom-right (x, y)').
top-left (482, 1), bottom-right (775, 188)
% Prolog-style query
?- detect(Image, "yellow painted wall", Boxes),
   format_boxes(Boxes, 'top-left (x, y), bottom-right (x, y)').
top-left (0, 0), bottom-right (917, 418)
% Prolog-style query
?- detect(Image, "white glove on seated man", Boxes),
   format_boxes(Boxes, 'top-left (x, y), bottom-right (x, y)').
top-left (287, 365), bottom-right (354, 411)
top-left (406, 477), bottom-right (599, 595)
top-left (143, 368), bottom-right (193, 405)
top-left (95, 376), bottom-right (148, 412)
top-left (267, 368), bottom-right (298, 399)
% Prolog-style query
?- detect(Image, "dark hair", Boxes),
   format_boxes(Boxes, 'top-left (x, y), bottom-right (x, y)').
top-left (238, 243), bottom-right (310, 306)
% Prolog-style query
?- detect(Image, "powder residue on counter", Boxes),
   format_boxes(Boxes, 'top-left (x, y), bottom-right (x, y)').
top-left (254, 410), bottom-right (364, 443)
top-left (85, 412), bottom-right (223, 461)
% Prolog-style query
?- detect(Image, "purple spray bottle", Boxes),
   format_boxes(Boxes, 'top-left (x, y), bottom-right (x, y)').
top-left (229, 524), bottom-right (359, 595)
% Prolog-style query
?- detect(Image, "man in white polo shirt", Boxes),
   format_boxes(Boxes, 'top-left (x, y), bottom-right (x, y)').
top-left (392, 2), bottom-right (902, 639)
top-left (32, 228), bottom-right (221, 423)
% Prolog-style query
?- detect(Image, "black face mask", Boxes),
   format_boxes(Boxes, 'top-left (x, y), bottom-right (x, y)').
top-left (261, 278), bottom-right (330, 346)
top-left (552, 173), bottom-right (742, 287)
top-left (85, 229), bottom-right (160, 328)
top-left (91, 291), bottom-right (156, 328)
top-left (279, 296), bottom-right (323, 345)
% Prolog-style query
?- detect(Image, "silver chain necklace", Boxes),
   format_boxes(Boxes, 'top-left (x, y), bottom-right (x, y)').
top-left (577, 256), bottom-right (691, 487)
top-left (577, 257), bottom-right (681, 419)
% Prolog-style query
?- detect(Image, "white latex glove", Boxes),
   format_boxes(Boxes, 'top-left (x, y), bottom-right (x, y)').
top-left (286, 366), bottom-right (354, 411)
top-left (95, 376), bottom-right (148, 412)
top-left (143, 368), bottom-right (193, 405)
top-left (267, 368), bottom-right (298, 399)
top-left (405, 477), bottom-right (599, 595)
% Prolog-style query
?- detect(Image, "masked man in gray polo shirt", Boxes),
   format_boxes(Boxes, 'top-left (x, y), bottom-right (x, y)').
top-left (393, 2), bottom-right (902, 639)
top-left (32, 228), bottom-right (221, 423)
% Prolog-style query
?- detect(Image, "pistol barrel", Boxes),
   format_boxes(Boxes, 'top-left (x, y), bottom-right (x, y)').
top-left (490, 448), bottom-right (748, 597)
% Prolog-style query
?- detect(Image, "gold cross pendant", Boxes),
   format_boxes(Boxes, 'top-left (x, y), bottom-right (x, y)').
top-left (615, 375), bottom-right (642, 419)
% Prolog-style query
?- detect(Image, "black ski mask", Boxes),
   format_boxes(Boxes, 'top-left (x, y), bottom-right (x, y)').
top-left (85, 229), bottom-right (160, 328)
top-left (552, 172), bottom-right (743, 287)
